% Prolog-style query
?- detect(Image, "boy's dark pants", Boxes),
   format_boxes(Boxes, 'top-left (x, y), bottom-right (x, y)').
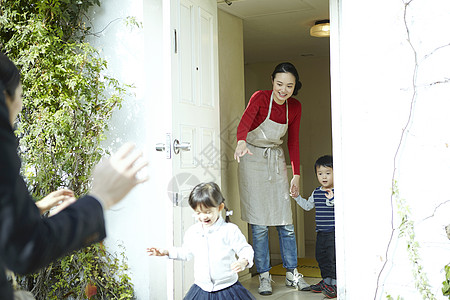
top-left (315, 230), bottom-right (336, 280)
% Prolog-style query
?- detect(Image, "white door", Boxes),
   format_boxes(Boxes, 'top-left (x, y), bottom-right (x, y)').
top-left (158, 0), bottom-right (220, 298)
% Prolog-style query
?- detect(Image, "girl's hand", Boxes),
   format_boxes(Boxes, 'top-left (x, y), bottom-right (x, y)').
top-left (230, 258), bottom-right (248, 273)
top-left (290, 175), bottom-right (300, 197)
top-left (234, 140), bottom-right (253, 163)
top-left (324, 189), bottom-right (334, 199)
top-left (146, 247), bottom-right (169, 256)
top-left (36, 189), bottom-right (76, 215)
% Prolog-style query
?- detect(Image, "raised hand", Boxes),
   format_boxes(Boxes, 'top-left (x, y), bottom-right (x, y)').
top-left (146, 247), bottom-right (169, 257)
top-left (90, 143), bottom-right (148, 210)
top-left (324, 189), bottom-right (334, 199)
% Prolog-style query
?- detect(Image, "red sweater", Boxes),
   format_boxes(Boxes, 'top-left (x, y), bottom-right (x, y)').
top-left (236, 90), bottom-right (302, 175)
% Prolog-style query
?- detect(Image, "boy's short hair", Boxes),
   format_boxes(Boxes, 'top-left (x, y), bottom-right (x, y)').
top-left (315, 155), bottom-right (333, 172)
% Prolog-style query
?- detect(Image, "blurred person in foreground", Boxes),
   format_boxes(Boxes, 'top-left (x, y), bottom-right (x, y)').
top-left (0, 52), bottom-right (148, 299)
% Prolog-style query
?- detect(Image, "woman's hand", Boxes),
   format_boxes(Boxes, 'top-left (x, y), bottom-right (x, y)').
top-left (231, 258), bottom-right (248, 273)
top-left (234, 140), bottom-right (253, 163)
top-left (146, 247), bottom-right (169, 256)
top-left (36, 189), bottom-right (76, 216)
top-left (290, 175), bottom-right (300, 197)
top-left (90, 143), bottom-right (148, 210)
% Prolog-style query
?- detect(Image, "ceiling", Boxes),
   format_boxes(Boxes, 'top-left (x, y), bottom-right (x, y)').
top-left (217, 0), bottom-right (330, 64)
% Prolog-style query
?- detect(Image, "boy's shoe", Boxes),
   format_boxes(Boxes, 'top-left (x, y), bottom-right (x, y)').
top-left (322, 283), bottom-right (337, 299)
top-left (285, 269), bottom-right (311, 291)
top-left (310, 279), bottom-right (325, 293)
top-left (258, 272), bottom-right (273, 295)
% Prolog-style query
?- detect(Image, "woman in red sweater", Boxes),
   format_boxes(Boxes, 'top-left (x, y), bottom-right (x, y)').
top-left (234, 62), bottom-right (309, 295)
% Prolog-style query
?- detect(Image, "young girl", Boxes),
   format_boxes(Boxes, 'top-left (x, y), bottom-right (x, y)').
top-left (147, 182), bottom-right (255, 300)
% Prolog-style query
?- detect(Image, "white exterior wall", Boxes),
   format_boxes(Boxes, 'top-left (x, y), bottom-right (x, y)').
top-left (331, 0), bottom-right (450, 299)
top-left (88, 0), bottom-right (171, 299)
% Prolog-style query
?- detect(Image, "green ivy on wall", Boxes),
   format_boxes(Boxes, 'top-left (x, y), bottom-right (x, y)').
top-left (393, 183), bottom-right (435, 300)
top-left (24, 244), bottom-right (133, 299)
top-left (1, 0), bottom-right (135, 298)
top-left (443, 263), bottom-right (450, 298)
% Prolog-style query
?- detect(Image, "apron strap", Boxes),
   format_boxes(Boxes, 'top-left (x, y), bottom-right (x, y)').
top-left (263, 146), bottom-right (283, 180)
top-left (286, 97), bottom-right (289, 124)
top-left (268, 92), bottom-right (289, 124)
top-left (266, 92), bottom-right (274, 122)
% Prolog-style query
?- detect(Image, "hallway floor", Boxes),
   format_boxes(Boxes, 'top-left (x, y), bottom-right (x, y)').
top-left (241, 274), bottom-right (328, 300)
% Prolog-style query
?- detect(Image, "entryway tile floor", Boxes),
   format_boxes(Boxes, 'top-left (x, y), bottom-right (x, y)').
top-left (241, 275), bottom-right (327, 300)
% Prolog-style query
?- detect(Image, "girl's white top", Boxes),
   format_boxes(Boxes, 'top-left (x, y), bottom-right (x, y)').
top-left (168, 216), bottom-right (254, 292)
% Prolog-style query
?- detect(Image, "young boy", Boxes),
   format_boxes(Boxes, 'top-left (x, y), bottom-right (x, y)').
top-left (295, 155), bottom-right (336, 299)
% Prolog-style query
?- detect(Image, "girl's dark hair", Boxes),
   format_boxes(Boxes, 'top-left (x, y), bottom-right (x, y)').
top-left (271, 62), bottom-right (302, 96)
top-left (0, 52), bottom-right (21, 99)
top-left (188, 182), bottom-right (231, 222)
top-left (315, 155), bottom-right (333, 172)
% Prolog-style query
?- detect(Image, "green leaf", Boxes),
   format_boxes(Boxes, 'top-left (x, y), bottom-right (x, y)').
top-left (3, 0), bottom-right (135, 298)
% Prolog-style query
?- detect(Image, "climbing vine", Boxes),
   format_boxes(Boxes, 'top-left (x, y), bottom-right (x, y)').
top-left (443, 264), bottom-right (450, 298)
top-left (1, 0), bottom-right (136, 298)
top-left (393, 183), bottom-right (435, 299)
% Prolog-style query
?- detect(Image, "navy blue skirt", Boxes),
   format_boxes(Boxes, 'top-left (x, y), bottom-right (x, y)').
top-left (184, 281), bottom-right (256, 300)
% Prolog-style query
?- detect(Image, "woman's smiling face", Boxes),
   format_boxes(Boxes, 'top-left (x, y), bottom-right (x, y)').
top-left (271, 72), bottom-right (296, 104)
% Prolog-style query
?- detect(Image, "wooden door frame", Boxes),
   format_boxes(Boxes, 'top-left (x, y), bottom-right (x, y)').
top-left (329, 0), bottom-right (344, 297)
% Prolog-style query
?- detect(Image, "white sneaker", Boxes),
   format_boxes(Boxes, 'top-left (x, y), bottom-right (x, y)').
top-left (258, 271), bottom-right (273, 295)
top-left (286, 269), bottom-right (311, 291)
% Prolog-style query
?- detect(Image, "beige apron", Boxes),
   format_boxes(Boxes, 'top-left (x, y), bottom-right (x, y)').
top-left (238, 92), bottom-right (292, 226)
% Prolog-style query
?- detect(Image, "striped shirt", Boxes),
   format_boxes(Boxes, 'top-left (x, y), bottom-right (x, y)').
top-left (294, 187), bottom-right (335, 232)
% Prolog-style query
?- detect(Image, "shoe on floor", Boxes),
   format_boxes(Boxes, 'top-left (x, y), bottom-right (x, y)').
top-left (258, 272), bottom-right (273, 295)
top-left (285, 269), bottom-right (311, 291)
top-left (310, 279), bottom-right (325, 293)
top-left (322, 282), bottom-right (337, 298)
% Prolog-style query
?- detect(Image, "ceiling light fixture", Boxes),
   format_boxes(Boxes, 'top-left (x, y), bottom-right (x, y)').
top-left (217, 0), bottom-right (233, 5)
top-left (310, 19), bottom-right (330, 38)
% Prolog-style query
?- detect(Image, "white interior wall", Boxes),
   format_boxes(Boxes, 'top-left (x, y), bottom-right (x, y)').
top-left (217, 9), bottom-right (252, 281)
top-left (331, 0), bottom-right (450, 298)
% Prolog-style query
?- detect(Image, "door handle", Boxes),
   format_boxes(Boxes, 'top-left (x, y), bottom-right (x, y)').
top-left (155, 143), bottom-right (165, 151)
top-left (155, 133), bottom-right (172, 159)
top-left (173, 139), bottom-right (191, 154)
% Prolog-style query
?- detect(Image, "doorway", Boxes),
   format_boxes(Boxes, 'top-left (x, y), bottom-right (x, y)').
top-left (217, 0), bottom-right (332, 272)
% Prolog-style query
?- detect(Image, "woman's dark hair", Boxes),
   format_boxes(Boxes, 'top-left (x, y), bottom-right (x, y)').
top-left (188, 182), bottom-right (231, 222)
top-left (315, 155), bottom-right (333, 173)
top-left (0, 52), bottom-right (21, 99)
top-left (271, 62), bottom-right (302, 96)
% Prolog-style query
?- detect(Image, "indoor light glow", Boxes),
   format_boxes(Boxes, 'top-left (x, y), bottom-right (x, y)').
top-left (310, 20), bottom-right (330, 37)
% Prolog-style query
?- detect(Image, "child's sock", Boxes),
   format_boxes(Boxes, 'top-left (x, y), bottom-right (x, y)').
top-left (286, 268), bottom-right (295, 273)
top-left (324, 277), bottom-right (332, 285)
top-left (331, 278), bottom-right (337, 286)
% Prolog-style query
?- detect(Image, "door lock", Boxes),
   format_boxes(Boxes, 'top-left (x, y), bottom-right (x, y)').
top-left (155, 133), bottom-right (172, 159)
